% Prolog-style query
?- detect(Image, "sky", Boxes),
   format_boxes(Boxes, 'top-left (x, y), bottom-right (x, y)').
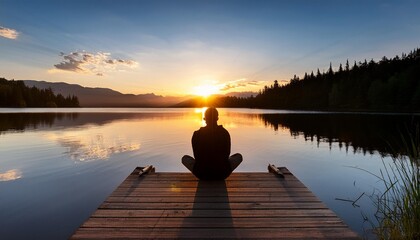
top-left (1, 0), bottom-right (420, 96)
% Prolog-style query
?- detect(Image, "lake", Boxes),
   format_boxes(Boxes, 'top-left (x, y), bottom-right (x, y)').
top-left (0, 108), bottom-right (418, 239)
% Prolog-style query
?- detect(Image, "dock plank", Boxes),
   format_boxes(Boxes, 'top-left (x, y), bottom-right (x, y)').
top-left (91, 209), bottom-right (340, 218)
top-left (81, 217), bottom-right (348, 228)
top-left (71, 167), bottom-right (359, 239)
top-left (105, 196), bottom-right (321, 203)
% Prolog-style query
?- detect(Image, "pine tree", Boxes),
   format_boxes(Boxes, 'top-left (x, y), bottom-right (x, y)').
top-left (328, 62), bottom-right (333, 75)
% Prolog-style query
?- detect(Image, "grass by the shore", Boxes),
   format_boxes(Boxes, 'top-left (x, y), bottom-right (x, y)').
top-left (371, 130), bottom-right (420, 239)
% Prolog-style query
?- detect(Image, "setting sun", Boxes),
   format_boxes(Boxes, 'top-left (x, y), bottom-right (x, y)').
top-left (193, 84), bottom-right (220, 97)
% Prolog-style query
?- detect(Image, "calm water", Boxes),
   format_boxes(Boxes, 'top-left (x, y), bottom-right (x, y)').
top-left (0, 108), bottom-right (418, 239)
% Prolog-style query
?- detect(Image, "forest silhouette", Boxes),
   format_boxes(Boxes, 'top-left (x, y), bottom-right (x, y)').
top-left (0, 78), bottom-right (79, 107)
top-left (186, 48), bottom-right (420, 112)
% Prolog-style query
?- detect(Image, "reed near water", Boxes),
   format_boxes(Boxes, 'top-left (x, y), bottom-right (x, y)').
top-left (370, 128), bottom-right (420, 239)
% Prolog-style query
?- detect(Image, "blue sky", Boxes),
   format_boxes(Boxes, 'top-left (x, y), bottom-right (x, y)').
top-left (1, 0), bottom-right (419, 96)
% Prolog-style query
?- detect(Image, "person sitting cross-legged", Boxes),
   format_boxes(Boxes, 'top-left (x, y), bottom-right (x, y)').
top-left (182, 107), bottom-right (242, 180)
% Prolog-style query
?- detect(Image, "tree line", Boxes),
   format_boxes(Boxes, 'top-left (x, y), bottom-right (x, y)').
top-left (0, 78), bottom-right (79, 107)
top-left (209, 48), bottom-right (420, 112)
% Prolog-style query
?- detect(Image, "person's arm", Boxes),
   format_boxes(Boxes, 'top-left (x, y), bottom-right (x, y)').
top-left (192, 131), bottom-right (198, 159)
top-left (223, 128), bottom-right (231, 158)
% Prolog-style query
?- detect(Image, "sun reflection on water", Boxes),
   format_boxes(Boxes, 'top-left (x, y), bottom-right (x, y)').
top-left (194, 107), bottom-right (207, 126)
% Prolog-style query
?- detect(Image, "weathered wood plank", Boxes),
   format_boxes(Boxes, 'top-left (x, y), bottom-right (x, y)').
top-left (81, 217), bottom-right (348, 228)
top-left (123, 174), bottom-right (298, 181)
top-left (71, 168), bottom-right (360, 239)
top-left (105, 196), bottom-right (321, 203)
top-left (117, 181), bottom-right (307, 188)
top-left (72, 227), bottom-right (359, 239)
top-left (91, 209), bottom-right (340, 218)
top-left (110, 190), bottom-right (315, 198)
top-left (124, 171), bottom-right (298, 181)
top-left (130, 172), bottom-right (293, 177)
top-left (111, 187), bottom-right (311, 194)
top-left (99, 202), bottom-right (329, 210)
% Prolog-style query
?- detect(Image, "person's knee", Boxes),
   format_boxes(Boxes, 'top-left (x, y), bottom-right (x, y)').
top-left (182, 155), bottom-right (195, 172)
top-left (182, 155), bottom-right (193, 163)
top-left (229, 153), bottom-right (243, 170)
top-left (231, 153), bottom-right (243, 162)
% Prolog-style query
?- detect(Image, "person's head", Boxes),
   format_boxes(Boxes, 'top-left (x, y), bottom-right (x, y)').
top-left (204, 107), bottom-right (218, 126)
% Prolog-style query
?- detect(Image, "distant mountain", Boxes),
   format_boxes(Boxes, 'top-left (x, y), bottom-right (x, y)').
top-left (23, 80), bottom-right (190, 107)
top-left (173, 96), bottom-right (207, 107)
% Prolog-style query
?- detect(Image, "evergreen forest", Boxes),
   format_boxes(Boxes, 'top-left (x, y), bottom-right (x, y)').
top-left (207, 48), bottom-right (420, 112)
top-left (0, 78), bottom-right (79, 107)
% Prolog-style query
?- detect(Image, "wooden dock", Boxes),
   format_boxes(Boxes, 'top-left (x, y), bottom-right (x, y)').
top-left (71, 166), bottom-right (359, 239)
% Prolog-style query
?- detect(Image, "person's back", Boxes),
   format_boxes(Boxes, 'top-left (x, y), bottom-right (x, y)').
top-left (182, 107), bottom-right (242, 180)
top-left (192, 124), bottom-right (231, 180)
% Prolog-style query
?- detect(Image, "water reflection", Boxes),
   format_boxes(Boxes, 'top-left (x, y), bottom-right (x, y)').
top-left (194, 107), bottom-right (209, 126)
top-left (0, 112), bottom-right (194, 162)
top-left (0, 113), bottom-right (79, 133)
top-left (0, 112), bottom-right (192, 134)
top-left (1, 111), bottom-right (419, 158)
top-left (259, 113), bottom-right (420, 157)
top-left (0, 169), bottom-right (22, 181)
top-left (47, 132), bottom-right (141, 162)
top-left (1, 109), bottom-right (416, 238)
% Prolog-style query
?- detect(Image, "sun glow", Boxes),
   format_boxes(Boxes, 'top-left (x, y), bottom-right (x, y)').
top-left (193, 84), bottom-right (220, 97)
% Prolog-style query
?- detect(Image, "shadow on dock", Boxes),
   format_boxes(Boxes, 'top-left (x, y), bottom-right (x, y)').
top-left (179, 180), bottom-right (236, 238)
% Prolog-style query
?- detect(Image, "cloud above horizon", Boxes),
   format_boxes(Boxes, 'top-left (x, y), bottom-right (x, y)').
top-left (52, 51), bottom-right (138, 76)
top-left (0, 26), bottom-right (19, 39)
top-left (219, 79), bottom-right (267, 92)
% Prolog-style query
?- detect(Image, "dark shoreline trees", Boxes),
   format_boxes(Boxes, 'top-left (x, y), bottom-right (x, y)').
top-left (203, 48), bottom-right (420, 112)
top-left (2, 47), bottom-right (420, 111)
top-left (0, 78), bottom-right (79, 107)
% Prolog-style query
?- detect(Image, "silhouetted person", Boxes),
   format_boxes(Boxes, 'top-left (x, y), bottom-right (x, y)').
top-left (182, 107), bottom-right (242, 180)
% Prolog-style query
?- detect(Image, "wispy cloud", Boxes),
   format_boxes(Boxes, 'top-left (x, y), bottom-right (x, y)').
top-left (219, 79), bottom-right (267, 92)
top-left (0, 26), bottom-right (19, 39)
top-left (52, 51), bottom-right (138, 76)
